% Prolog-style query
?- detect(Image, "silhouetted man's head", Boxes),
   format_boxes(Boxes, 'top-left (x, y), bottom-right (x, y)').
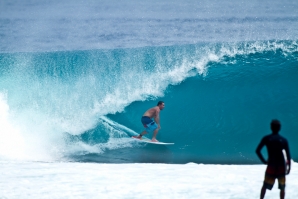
top-left (271, 119), bottom-right (281, 134)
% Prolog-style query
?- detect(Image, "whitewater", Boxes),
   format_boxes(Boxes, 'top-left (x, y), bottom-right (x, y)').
top-left (1, 0), bottom-right (298, 198)
top-left (1, 161), bottom-right (297, 199)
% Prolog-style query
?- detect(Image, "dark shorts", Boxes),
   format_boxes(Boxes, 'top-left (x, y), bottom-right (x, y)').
top-left (263, 164), bottom-right (286, 190)
top-left (141, 116), bottom-right (158, 133)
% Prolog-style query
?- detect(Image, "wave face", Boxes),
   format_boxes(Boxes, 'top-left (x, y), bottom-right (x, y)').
top-left (0, 40), bottom-right (297, 163)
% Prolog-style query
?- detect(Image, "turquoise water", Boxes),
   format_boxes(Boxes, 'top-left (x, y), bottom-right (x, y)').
top-left (1, 0), bottom-right (298, 163)
top-left (0, 40), bottom-right (297, 163)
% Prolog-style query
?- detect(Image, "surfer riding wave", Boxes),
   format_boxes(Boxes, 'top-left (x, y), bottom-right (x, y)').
top-left (133, 101), bottom-right (165, 142)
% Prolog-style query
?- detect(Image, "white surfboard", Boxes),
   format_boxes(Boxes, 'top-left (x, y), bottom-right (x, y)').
top-left (132, 136), bottom-right (174, 145)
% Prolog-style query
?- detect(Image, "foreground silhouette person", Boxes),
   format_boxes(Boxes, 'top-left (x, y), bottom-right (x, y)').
top-left (256, 120), bottom-right (291, 199)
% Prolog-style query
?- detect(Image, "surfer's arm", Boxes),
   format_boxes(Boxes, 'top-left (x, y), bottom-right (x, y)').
top-left (256, 138), bottom-right (267, 164)
top-left (154, 109), bottom-right (161, 128)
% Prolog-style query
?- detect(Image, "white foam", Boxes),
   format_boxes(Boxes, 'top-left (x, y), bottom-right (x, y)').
top-left (1, 160), bottom-right (297, 199)
top-left (0, 93), bottom-right (27, 159)
top-left (0, 92), bottom-right (69, 161)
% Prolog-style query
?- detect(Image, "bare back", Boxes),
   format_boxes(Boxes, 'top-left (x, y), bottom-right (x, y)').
top-left (143, 106), bottom-right (160, 119)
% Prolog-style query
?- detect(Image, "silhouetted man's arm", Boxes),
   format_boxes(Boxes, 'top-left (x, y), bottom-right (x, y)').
top-left (285, 141), bottom-right (291, 174)
top-left (256, 138), bottom-right (267, 164)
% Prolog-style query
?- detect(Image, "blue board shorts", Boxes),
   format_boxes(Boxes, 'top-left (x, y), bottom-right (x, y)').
top-left (141, 116), bottom-right (158, 133)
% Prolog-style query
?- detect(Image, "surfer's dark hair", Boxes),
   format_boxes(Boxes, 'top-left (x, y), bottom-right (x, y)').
top-left (271, 119), bottom-right (281, 133)
top-left (157, 101), bottom-right (164, 106)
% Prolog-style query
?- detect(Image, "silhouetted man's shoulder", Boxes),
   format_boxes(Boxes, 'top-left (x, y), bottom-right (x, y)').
top-left (263, 133), bottom-right (288, 142)
top-left (260, 134), bottom-right (273, 143)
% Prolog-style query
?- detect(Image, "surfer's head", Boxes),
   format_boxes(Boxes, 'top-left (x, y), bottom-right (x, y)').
top-left (271, 119), bottom-right (281, 134)
top-left (157, 101), bottom-right (165, 110)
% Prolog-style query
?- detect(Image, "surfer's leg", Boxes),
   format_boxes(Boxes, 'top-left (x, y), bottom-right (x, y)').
top-left (133, 130), bottom-right (147, 139)
top-left (151, 128), bottom-right (159, 142)
top-left (135, 119), bottom-right (150, 139)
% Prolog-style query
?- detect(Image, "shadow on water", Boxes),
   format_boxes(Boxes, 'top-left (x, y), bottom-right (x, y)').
top-left (67, 144), bottom-right (174, 163)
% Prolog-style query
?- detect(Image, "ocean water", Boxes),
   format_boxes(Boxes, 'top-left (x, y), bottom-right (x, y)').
top-left (0, 0), bottom-right (298, 197)
top-left (1, 0), bottom-right (298, 164)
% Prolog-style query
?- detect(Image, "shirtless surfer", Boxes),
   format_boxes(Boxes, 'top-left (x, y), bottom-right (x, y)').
top-left (133, 101), bottom-right (165, 142)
